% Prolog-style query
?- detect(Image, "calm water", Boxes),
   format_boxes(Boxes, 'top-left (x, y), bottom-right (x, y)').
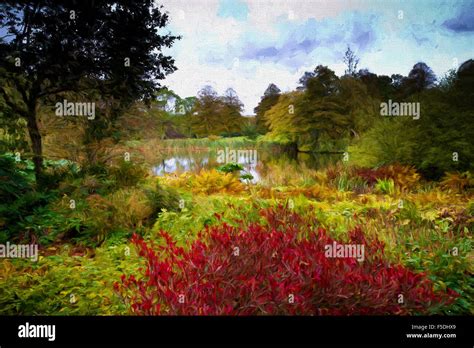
top-left (152, 145), bottom-right (341, 183)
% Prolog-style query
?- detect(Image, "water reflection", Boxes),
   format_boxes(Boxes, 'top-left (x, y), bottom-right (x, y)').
top-left (152, 146), bottom-right (341, 183)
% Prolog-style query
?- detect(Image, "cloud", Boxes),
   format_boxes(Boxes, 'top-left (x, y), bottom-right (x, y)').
top-left (157, 0), bottom-right (474, 114)
top-left (443, 2), bottom-right (474, 32)
top-left (239, 12), bottom-right (379, 73)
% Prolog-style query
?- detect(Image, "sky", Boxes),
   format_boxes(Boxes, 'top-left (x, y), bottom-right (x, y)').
top-left (158, 0), bottom-right (474, 114)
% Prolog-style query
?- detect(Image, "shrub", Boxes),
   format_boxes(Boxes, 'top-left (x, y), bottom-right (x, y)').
top-left (164, 169), bottom-right (245, 195)
top-left (116, 206), bottom-right (456, 315)
top-left (348, 117), bottom-right (420, 168)
top-left (79, 184), bottom-right (179, 244)
top-left (379, 164), bottom-right (420, 192)
top-left (355, 164), bottom-right (420, 192)
top-left (108, 159), bottom-right (148, 188)
top-left (440, 172), bottom-right (473, 193)
top-left (216, 162), bottom-right (244, 174)
top-left (0, 155), bottom-right (58, 243)
top-left (375, 178), bottom-right (395, 195)
top-left (144, 182), bottom-right (181, 216)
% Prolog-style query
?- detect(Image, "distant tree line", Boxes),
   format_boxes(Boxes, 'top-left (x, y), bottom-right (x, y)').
top-left (253, 47), bottom-right (473, 178)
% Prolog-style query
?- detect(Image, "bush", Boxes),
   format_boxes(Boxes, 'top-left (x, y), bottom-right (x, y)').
top-left (375, 178), bottom-right (395, 195)
top-left (216, 162), bottom-right (244, 174)
top-left (108, 159), bottom-right (148, 188)
top-left (0, 155), bottom-right (58, 243)
top-left (163, 169), bottom-right (246, 195)
top-left (440, 172), bottom-right (473, 193)
top-left (349, 118), bottom-right (419, 168)
top-left (355, 164), bottom-right (420, 192)
top-left (56, 182), bottom-right (180, 245)
top-left (116, 206), bottom-right (456, 315)
top-left (144, 182), bottom-right (181, 216)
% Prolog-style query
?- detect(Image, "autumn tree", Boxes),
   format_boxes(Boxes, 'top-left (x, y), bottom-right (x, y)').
top-left (401, 62), bottom-right (437, 97)
top-left (265, 66), bottom-right (377, 151)
top-left (254, 83), bottom-right (281, 133)
top-left (0, 0), bottom-right (179, 181)
top-left (191, 86), bottom-right (221, 137)
top-left (190, 86), bottom-right (245, 137)
top-left (221, 88), bottom-right (244, 134)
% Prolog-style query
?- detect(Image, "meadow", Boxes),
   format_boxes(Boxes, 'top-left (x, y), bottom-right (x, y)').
top-left (0, 137), bottom-right (472, 315)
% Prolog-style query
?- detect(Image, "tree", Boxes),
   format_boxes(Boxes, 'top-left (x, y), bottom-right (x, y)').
top-left (263, 91), bottom-right (303, 145)
top-left (264, 83), bottom-right (281, 97)
top-left (343, 46), bottom-right (359, 76)
top-left (191, 86), bottom-right (221, 137)
top-left (390, 74), bottom-right (404, 89)
top-left (306, 65), bottom-right (339, 98)
top-left (401, 62), bottom-right (437, 97)
top-left (191, 86), bottom-right (245, 137)
top-left (357, 69), bottom-right (395, 100)
top-left (454, 59), bottom-right (474, 108)
top-left (0, 1), bottom-right (179, 181)
top-left (351, 59), bottom-right (474, 178)
top-left (265, 68), bottom-right (377, 152)
top-left (155, 88), bottom-right (180, 113)
top-left (296, 71), bottom-right (316, 90)
top-left (254, 83), bottom-right (281, 133)
top-left (174, 96), bottom-right (197, 116)
top-left (438, 68), bottom-right (457, 93)
top-left (221, 88), bottom-right (244, 134)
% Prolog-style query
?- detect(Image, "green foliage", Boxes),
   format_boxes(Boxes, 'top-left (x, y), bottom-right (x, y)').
top-left (144, 182), bottom-right (181, 216)
top-left (375, 178), bottom-right (396, 195)
top-left (240, 173), bottom-right (254, 181)
top-left (0, 154), bottom-right (63, 243)
top-left (254, 83), bottom-right (281, 133)
top-left (190, 86), bottom-right (244, 137)
top-left (415, 89), bottom-right (474, 179)
top-left (240, 120), bottom-right (260, 139)
top-left (263, 91), bottom-right (302, 145)
top-left (264, 74), bottom-right (377, 151)
top-left (1, 1), bottom-right (180, 178)
top-left (108, 160), bottom-right (148, 188)
top-left (350, 62), bottom-right (473, 177)
top-left (349, 118), bottom-right (420, 168)
top-left (398, 200), bottom-right (422, 224)
top-left (216, 162), bottom-right (244, 173)
top-left (0, 244), bottom-right (140, 315)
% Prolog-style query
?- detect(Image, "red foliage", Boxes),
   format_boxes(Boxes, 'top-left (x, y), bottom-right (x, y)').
top-left (354, 168), bottom-right (383, 185)
top-left (115, 206), bottom-right (457, 315)
top-left (355, 164), bottom-right (419, 188)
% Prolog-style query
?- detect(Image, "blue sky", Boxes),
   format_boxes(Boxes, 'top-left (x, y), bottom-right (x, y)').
top-left (159, 0), bottom-right (474, 114)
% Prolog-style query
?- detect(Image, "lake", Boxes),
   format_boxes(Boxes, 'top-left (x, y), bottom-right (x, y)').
top-left (151, 142), bottom-right (342, 183)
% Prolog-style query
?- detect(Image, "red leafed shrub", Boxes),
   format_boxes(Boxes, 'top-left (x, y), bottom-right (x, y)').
top-left (354, 168), bottom-right (383, 186)
top-left (115, 206), bottom-right (457, 315)
top-left (355, 164), bottom-right (420, 190)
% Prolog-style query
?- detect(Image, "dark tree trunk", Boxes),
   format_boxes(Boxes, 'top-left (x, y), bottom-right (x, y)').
top-left (26, 100), bottom-right (43, 182)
